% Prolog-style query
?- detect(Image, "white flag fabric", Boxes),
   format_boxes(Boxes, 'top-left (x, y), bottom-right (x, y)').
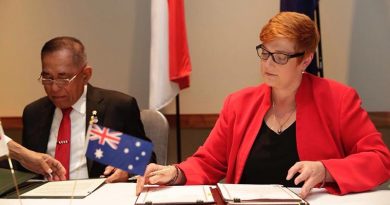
top-left (149, 0), bottom-right (179, 110)
top-left (0, 121), bottom-right (9, 157)
top-left (149, 0), bottom-right (192, 110)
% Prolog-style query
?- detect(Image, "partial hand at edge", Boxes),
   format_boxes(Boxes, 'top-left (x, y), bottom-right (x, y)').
top-left (8, 140), bottom-right (66, 181)
top-left (104, 166), bottom-right (129, 183)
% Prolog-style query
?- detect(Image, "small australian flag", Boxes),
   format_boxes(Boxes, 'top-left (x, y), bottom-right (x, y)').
top-left (85, 124), bottom-right (153, 175)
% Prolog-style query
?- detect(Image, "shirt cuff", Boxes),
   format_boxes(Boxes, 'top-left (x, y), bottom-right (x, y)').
top-left (3, 135), bottom-right (12, 144)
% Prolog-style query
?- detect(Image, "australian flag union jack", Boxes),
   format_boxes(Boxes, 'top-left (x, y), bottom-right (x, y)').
top-left (85, 124), bottom-right (153, 175)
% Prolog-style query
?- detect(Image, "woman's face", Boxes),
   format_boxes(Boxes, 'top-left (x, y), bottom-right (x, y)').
top-left (260, 38), bottom-right (311, 90)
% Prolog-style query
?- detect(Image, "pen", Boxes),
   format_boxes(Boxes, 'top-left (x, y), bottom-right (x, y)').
top-left (128, 175), bottom-right (140, 181)
top-left (127, 167), bottom-right (172, 181)
top-left (48, 172), bottom-right (53, 180)
top-left (27, 179), bottom-right (48, 182)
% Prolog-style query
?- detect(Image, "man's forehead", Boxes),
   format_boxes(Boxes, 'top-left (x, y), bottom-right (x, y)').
top-left (43, 51), bottom-right (80, 67)
top-left (41, 67), bottom-right (76, 76)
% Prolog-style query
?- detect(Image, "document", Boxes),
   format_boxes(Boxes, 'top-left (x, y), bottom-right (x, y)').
top-left (217, 183), bottom-right (308, 205)
top-left (136, 185), bottom-right (215, 204)
top-left (20, 178), bottom-right (105, 198)
top-left (85, 183), bottom-right (139, 205)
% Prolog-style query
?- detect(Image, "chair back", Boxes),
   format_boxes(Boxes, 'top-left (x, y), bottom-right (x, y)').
top-left (140, 109), bottom-right (169, 165)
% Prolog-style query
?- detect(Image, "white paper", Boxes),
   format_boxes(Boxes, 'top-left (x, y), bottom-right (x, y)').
top-left (136, 185), bottom-right (215, 204)
top-left (21, 178), bottom-right (105, 198)
top-left (84, 183), bottom-right (139, 205)
top-left (218, 184), bottom-right (301, 201)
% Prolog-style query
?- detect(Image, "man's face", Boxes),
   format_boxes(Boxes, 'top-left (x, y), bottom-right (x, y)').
top-left (41, 49), bottom-right (90, 109)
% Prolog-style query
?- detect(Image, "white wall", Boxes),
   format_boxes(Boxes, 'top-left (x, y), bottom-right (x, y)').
top-left (165, 0), bottom-right (390, 113)
top-left (0, 0), bottom-right (389, 117)
top-left (164, 0), bottom-right (278, 113)
top-left (348, 0), bottom-right (390, 111)
top-left (0, 0), bottom-right (152, 116)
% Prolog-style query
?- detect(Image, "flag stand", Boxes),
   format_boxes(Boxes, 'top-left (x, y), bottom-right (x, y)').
top-left (175, 95), bottom-right (182, 162)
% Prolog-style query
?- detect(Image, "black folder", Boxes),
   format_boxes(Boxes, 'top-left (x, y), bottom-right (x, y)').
top-left (0, 168), bottom-right (40, 198)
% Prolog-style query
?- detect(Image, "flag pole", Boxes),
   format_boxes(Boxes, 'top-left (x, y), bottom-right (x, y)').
top-left (175, 95), bottom-right (182, 162)
top-left (315, 1), bottom-right (324, 77)
top-left (8, 157), bottom-right (23, 205)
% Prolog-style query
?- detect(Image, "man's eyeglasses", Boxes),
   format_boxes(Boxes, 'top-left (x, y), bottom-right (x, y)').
top-left (256, 44), bottom-right (304, 65)
top-left (38, 69), bottom-right (83, 88)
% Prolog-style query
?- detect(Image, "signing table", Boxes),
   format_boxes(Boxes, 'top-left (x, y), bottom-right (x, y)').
top-left (0, 183), bottom-right (389, 205)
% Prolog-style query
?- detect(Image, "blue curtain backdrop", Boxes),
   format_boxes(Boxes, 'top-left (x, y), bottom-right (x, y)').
top-left (280, 0), bottom-right (320, 76)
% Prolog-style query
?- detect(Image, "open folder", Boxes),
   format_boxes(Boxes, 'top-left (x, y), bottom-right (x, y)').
top-left (20, 178), bottom-right (106, 198)
top-left (136, 184), bottom-right (308, 205)
top-left (217, 183), bottom-right (308, 205)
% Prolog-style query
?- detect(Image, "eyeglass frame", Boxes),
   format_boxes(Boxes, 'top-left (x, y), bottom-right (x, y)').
top-left (256, 44), bottom-right (305, 65)
top-left (38, 67), bottom-right (85, 88)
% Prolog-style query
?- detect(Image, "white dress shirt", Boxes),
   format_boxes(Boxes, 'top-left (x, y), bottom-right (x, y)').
top-left (46, 85), bottom-right (89, 179)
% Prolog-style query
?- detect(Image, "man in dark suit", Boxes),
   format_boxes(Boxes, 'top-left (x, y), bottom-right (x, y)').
top-left (21, 36), bottom-right (155, 182)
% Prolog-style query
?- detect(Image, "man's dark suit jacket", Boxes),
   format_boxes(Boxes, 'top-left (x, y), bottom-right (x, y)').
top-left (21, 84), bottom-right (156, 178)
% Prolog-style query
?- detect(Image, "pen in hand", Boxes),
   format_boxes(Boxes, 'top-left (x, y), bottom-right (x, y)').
top-left (148, 167), bottom-right (171, 177)
top-left (127, 168), bottom-right (170, 183)
top-left (127, 168), bottom-right (169, 182)
top-left (136, 164), bottom-right (180, 188)
top-left (127, 168), bottom-right (171, 183)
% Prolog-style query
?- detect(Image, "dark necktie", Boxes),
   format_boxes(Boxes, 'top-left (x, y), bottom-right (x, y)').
top-left (54, 108), bottom-right (72, 179)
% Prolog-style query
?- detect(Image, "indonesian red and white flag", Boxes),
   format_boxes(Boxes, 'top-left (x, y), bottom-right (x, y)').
top-left (149, 0), bottom-right (192, 110)
top-left (0, 121), bottom-right (9, 157)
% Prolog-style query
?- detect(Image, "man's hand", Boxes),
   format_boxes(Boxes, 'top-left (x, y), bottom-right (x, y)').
top-left (20, 152), bottom-right (67, 181)
top-left (8, 140), bottom-right (66, 181)
top-left (286, 161), bottom-right (328, 199)
top-left (103, 166), bottom-right (129, 183)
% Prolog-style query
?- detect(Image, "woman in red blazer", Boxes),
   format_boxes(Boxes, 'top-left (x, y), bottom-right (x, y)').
top-left (138, 12), bottom-right (390, 198)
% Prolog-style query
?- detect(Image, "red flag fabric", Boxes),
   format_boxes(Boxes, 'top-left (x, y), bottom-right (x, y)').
top-left (149, 0), bottom-right (191, 110)
top-left (168, 0), bottom-right (191, 90)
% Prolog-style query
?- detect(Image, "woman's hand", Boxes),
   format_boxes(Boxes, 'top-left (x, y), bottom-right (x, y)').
top-left (136, 163), bottom-right (177, 195)
top-left (286, 161), bottom-right (327, 199)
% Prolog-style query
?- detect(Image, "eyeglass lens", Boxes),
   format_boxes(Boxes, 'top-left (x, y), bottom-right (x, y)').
top-left (258, 47), bottom-right (289, 65)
